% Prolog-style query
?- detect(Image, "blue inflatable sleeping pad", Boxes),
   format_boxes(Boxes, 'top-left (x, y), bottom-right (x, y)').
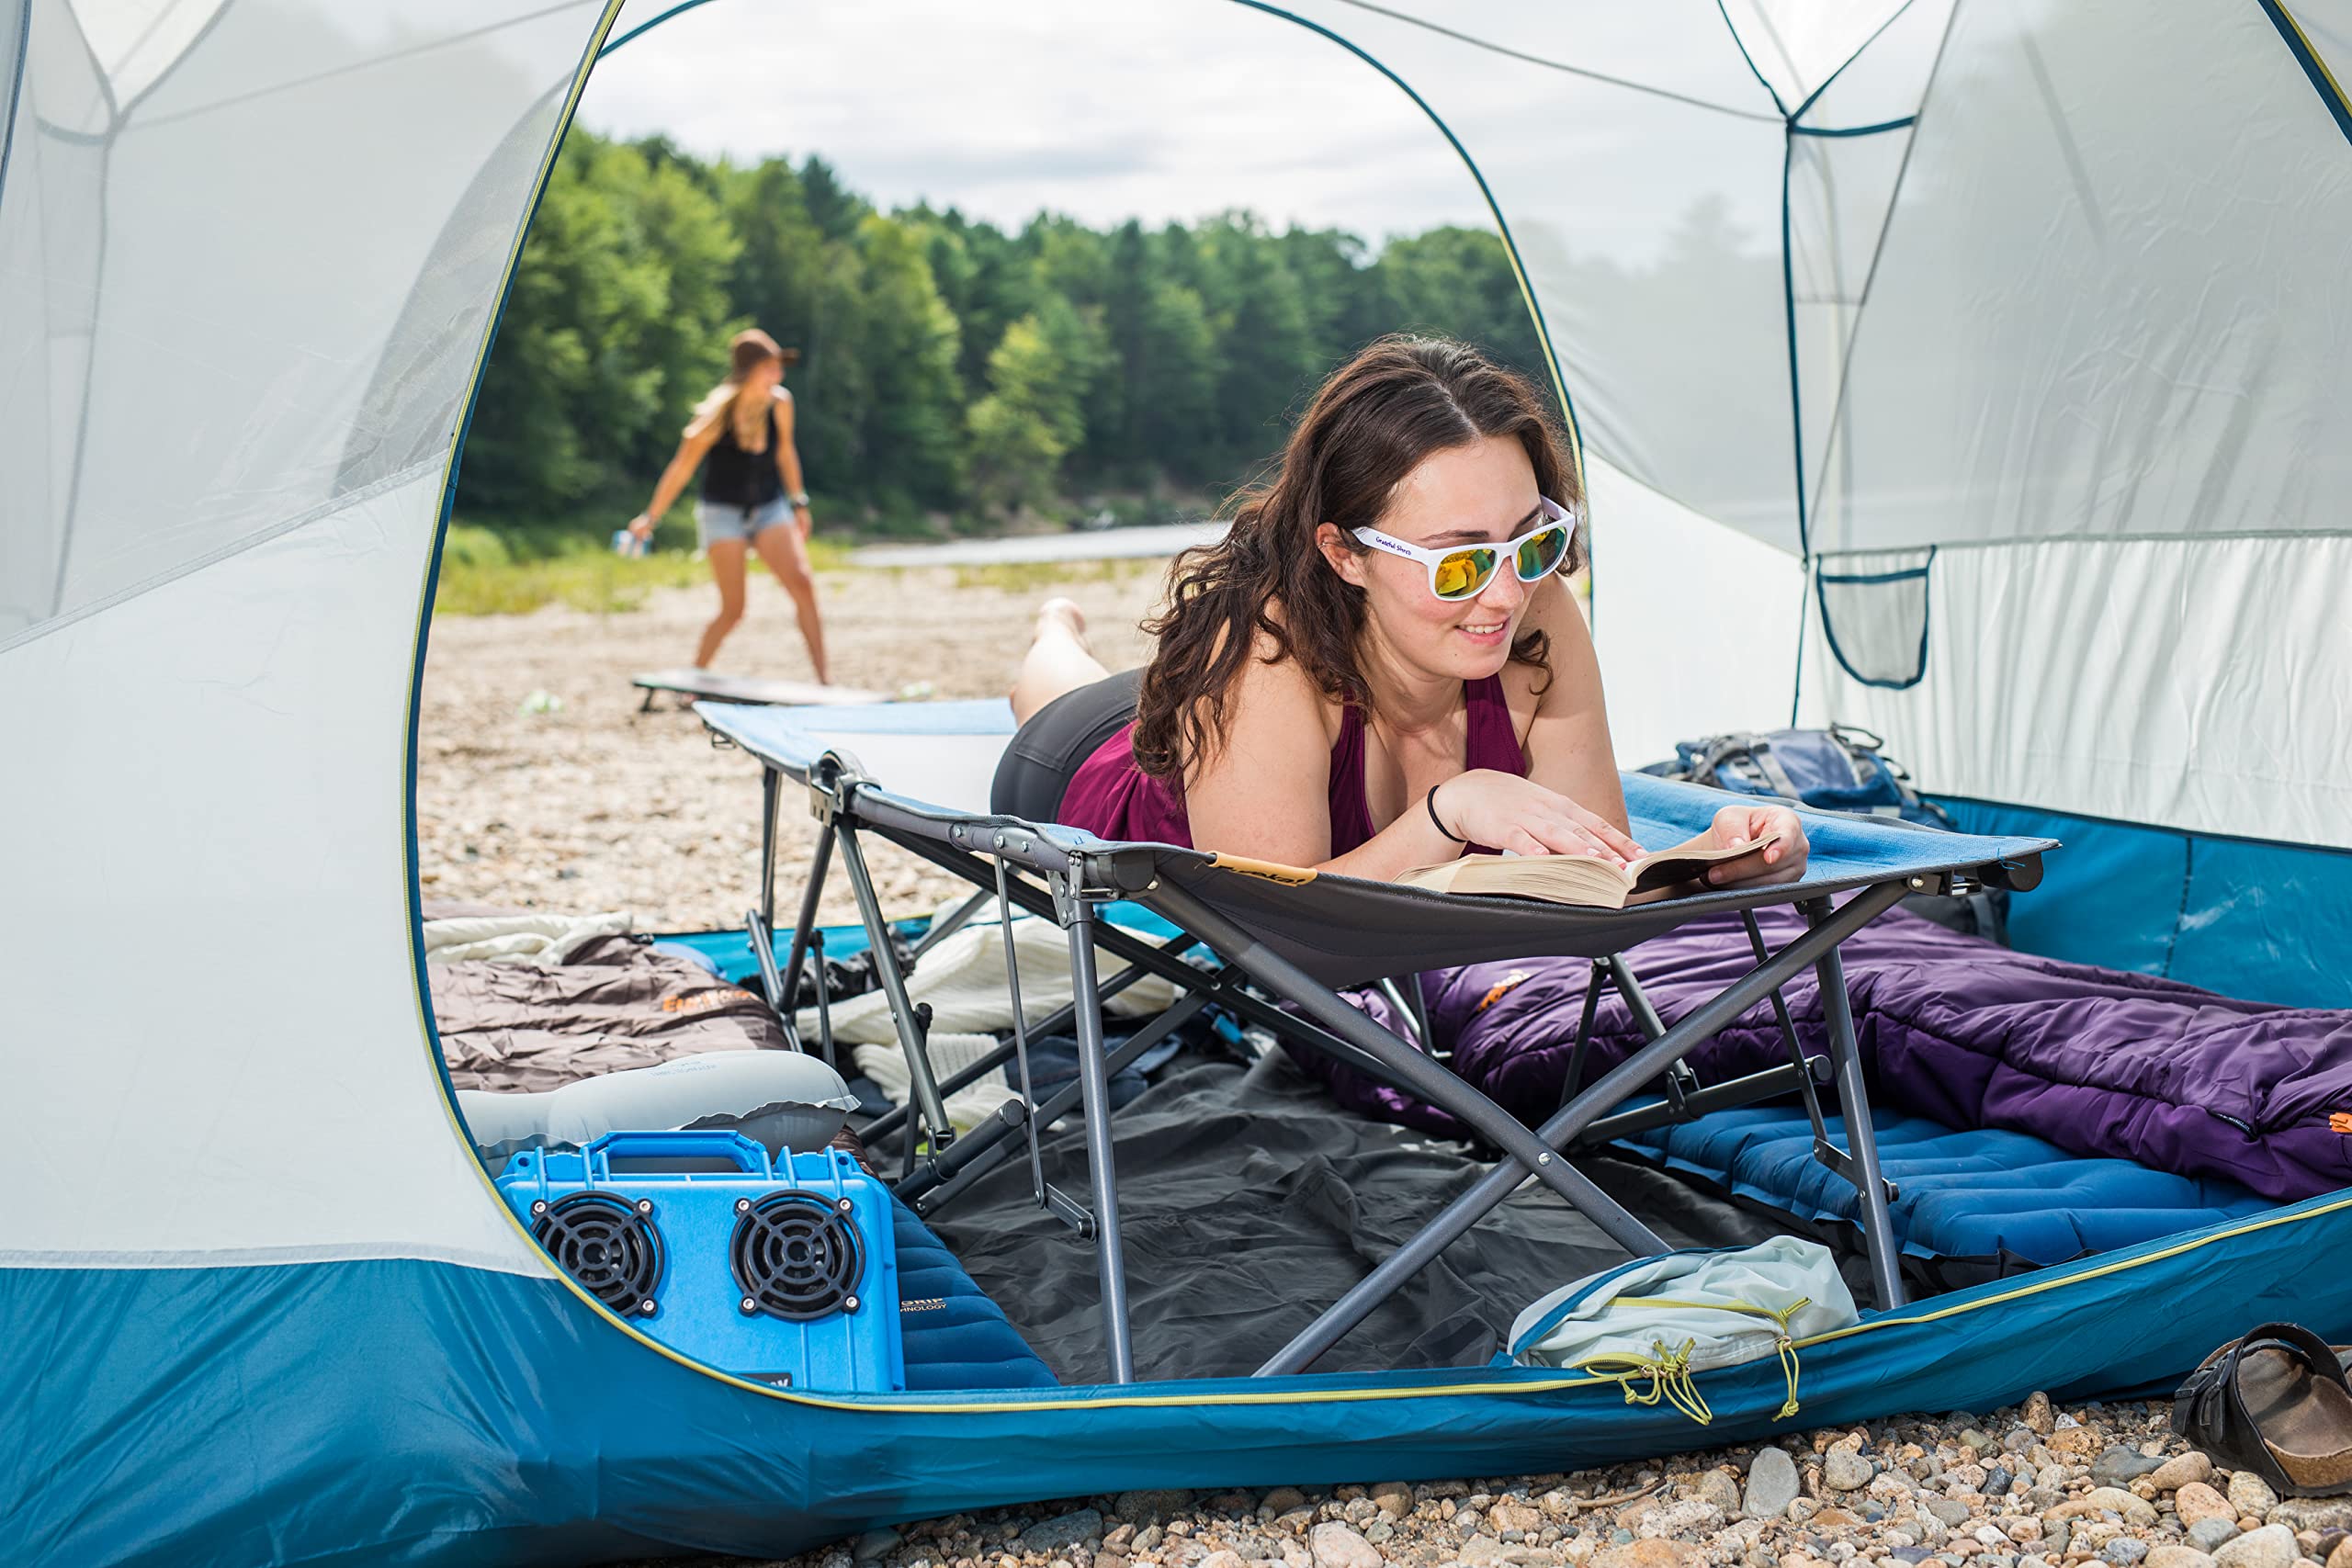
top-left (1615, 1105), bottom-right (2269, 1267)
top-left (891, 1194), bottom-right (1057, 1390)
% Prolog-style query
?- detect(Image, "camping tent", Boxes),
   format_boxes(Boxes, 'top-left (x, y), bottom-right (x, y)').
top-left (2, 1), bottom-right (2347, 1562)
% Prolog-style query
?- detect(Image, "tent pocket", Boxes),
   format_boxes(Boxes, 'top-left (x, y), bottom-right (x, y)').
top-left (1816, 547), bottom-right (1935, 689)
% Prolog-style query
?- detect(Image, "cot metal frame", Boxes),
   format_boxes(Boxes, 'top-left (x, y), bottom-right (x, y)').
top-left (722, 740), bottom-right (2042, 1385)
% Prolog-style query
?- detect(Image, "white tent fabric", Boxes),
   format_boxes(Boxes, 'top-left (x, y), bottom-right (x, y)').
top-left (0, 0), bottom-right (620, 1270)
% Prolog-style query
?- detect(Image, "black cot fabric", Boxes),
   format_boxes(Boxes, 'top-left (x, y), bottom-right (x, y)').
top-left (989, 667), bottom-right (1145, 821)
top-left (924, 1050), bottom-right (1817, 1383)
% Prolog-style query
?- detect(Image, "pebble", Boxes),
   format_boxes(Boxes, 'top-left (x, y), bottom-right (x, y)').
top-left (853, 1529), bottom-right (902, 1562)
top-left (2179, 1486), bottom-right (2241, 1529)
top-left (1019, 1512), bottom-right (1102, 1555)
top-left (2229, 1476), bottom-right (2281, 1518)
top-left (2332, 1541), bottom-right (2352, 1568)
top-left (1748, 1450), bottom-right (1804, 1519)
top-left (2149, 1455), bottom-right (2215, 1493)
top-left (2274, 1505), bottom-right (2352, 1537)
top-left (2215, 1527), bottom-right (2301, 1568)
top-left (2191, 1520), bottom-right (2245, 1552)
top-left (1925, 1497), bottom-right (1974, 1529)
top-left (1825, 1450), bottom-right (1874, 1493)
top-left (1118, 1492), bottom-right (1193, 1524)
top-left (2148, 1551), bottom-right (2221, 1568)
top-left (1261, 1489), bottom-right (1307, 1517)
top-left (2023, 1394), bottom-right (2057, 1435)
top-left (1370, 1483), bottom-right (1414, 1521)
top-left (2105, 1540), bottom-right (2153, 1565)
top-left (1594, 1540), bottom-right (1707, 1568)
top-left (1308, 1522), bottom-right (1383, 1568)
top-left (1698, 1471), bottom-right (1745, 1517)
top-left (2095, 1450), bottom-right (2167, 1488)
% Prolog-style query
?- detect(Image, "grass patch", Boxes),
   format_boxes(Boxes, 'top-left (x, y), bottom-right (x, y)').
top-left (434, 525), bottom-right (860, 617)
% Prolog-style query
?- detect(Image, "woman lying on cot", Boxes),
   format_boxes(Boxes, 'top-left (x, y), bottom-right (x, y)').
top-left (1003, 335), bottom-right (1808, 884)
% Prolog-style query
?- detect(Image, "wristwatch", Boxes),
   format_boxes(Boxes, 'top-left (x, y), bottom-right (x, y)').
top-left (788, 491), bottom-right (810, 508)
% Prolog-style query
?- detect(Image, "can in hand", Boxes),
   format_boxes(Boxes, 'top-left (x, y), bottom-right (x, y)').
top-left (612, 528), bottom-right (648, 558)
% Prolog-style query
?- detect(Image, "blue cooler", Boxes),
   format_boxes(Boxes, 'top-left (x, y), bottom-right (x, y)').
top-left (496, 1130), bottom-right (903, 1392)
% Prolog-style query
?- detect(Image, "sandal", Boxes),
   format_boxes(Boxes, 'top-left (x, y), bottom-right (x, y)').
top-left (2173, 1323), bottom-right (2352, 1497)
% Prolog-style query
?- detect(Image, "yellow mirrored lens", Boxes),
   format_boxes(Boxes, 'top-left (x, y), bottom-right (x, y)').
top-left (1433, 548), bottom-right (1495, 599)
top-left (1517, 525), bottom-right (1567, 579)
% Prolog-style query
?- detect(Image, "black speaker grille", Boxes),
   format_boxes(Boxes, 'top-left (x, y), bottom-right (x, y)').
top-left (730, 1193), bottom-right (865, 1321)
top-left (532, 1193), bottom-right (663, 1316)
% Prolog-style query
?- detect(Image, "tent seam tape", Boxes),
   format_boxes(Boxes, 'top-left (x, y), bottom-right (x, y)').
top-left (0, 458), bottom-right (444, 658)
top-left (2256, 0), bottom-right (2352, 144)
top-left (402, 1), bottom-right (628, 1294)
top-left (0, 0), bottom-right (30, 207)
top-left (1713, 0), bottom-right (1791, 117)
top-left (1222, 2), bottom-right (1588, 581)
top-left (1790, 0), bottom-right (1921, 122)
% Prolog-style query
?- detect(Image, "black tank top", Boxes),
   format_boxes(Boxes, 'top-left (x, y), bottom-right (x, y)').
top-left (701, 399), bottom-right (785, 509)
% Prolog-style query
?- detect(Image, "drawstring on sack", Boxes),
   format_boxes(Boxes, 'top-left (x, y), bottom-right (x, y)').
top-left (1580, 1338), bottom-right (1714, 1426)
top-left (1580, 1297), bottom-right (1816, 1426)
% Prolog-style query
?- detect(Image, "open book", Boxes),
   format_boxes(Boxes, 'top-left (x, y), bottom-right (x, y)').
top-left (1396, 834), bottom-right (1781, 909)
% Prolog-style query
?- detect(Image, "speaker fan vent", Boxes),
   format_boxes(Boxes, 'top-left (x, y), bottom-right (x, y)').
top-left (532, 1192), bottom-right (663, 1317)
top-left (730, 1192), bottom-right (865, 1320)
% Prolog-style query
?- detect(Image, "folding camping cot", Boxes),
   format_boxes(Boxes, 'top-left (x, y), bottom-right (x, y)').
top-left (696, 697), bottom-right (2055, 1384)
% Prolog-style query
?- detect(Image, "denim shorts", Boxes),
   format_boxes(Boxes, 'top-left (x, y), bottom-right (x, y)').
top-left (695, 495), bottom-right (794, 548)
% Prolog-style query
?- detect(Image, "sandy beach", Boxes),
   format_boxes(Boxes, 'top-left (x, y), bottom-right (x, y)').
top-left (417, 562), bottom-right (1160, 931)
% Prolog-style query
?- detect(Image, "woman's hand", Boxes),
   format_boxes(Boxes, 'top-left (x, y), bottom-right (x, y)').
top-left (1431, 770), bottom-right (1644, 864)
top-left (794, 502), bottom-right (812, 540)
top-left (1701, 801), bottom-right (1810, 886)
top-left (627, 513), bottom-right (655, 541)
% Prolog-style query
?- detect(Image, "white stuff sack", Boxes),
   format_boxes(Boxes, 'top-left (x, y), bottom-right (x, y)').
top-left (1507, 1236), bottom-right (1858, 1423)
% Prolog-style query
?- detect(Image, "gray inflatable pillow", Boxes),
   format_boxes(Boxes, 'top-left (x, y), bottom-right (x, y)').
top-left (458, 1050), bottom-right (860, 1169)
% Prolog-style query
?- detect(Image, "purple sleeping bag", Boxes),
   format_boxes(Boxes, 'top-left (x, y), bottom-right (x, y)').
top-left (1306, 907), bottom-right (2352, 1203)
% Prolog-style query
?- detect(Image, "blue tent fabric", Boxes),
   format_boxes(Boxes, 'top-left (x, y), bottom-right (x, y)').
top-left (1617, 1105), bottom-right (2271, 1267)
top-left (1938, 798), bottom-right (2352, 1010)
top-left (7, 1188), bottom-right (2351, 1565)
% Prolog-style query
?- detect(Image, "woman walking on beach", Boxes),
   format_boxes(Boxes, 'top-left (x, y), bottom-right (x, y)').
top-left (628, 328), bottom-right (830, 681)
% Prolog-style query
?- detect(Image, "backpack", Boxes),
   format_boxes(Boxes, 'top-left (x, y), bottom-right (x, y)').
top-left (1656, 724), bottom-right (1951, 828)
top-left (1646, 725), bottom-right (2007, 943)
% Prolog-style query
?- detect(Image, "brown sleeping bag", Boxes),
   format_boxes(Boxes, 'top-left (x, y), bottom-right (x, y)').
top-left (432, 933), bottom-right (786, 1094)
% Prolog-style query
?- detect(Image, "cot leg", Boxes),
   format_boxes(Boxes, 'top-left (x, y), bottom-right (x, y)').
top-left (835, 822), bottom-right (956, 1153)
top-left (1802, 897), bottom-right (1907, 1311)
top-left (1065, 891), bottom-right (1136, 1383)
top-left (1254, 877), bottom-right (1909, 1376)
top-left (758, 766), bottom-right (781, 931)
top-left (775, 820), bottom-right (835, 1051)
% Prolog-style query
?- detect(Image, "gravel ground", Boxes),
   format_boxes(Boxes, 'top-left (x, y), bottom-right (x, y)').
top-left (418, 563), bottom-right (1159, 931)
top-left (628, 1395), bottom-right (2352, 1568)
top-left (420, 569), bottom-right (2345, 1568)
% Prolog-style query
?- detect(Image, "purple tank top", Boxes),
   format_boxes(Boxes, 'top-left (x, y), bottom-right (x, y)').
top-left (1054, 673), bottom-right (1526, 853)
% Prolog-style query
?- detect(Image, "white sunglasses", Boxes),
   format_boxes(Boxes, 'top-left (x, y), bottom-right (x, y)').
top-left (1351, 496), bottom-right (1580, 602)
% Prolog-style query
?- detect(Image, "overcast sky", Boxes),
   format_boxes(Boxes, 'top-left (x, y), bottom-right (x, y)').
top-left (577, 0), bottom-right (1795, 256)
top-left (582, 0), bottom-right (1492, 243)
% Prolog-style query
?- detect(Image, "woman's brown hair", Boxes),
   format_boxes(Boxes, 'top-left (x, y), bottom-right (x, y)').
top-left (1130, 334), bottom-right (1582, 783)
top-left (684, 328), bottom-right (802, 447)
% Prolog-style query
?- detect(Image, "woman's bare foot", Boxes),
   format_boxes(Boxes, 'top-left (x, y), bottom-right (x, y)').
top-left (1035, 596), bottom-right (1090, 649)
top-left (1011, 596), bottom-right (1113, 724)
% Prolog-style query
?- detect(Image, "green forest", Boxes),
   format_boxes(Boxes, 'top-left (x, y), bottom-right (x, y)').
top-left (458, 130), bottom-right (1552, 542)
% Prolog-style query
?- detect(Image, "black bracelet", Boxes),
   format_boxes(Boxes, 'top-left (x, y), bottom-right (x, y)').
top-left (1426, 783), bottom-right (1469, 844)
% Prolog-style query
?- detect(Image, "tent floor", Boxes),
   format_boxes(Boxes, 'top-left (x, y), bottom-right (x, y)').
top-left (921, 1048), bottom-right (1854, 1384)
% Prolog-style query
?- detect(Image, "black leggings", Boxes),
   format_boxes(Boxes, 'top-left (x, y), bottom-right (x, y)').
top-left (989, 668), bottom-right (1143, 821)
